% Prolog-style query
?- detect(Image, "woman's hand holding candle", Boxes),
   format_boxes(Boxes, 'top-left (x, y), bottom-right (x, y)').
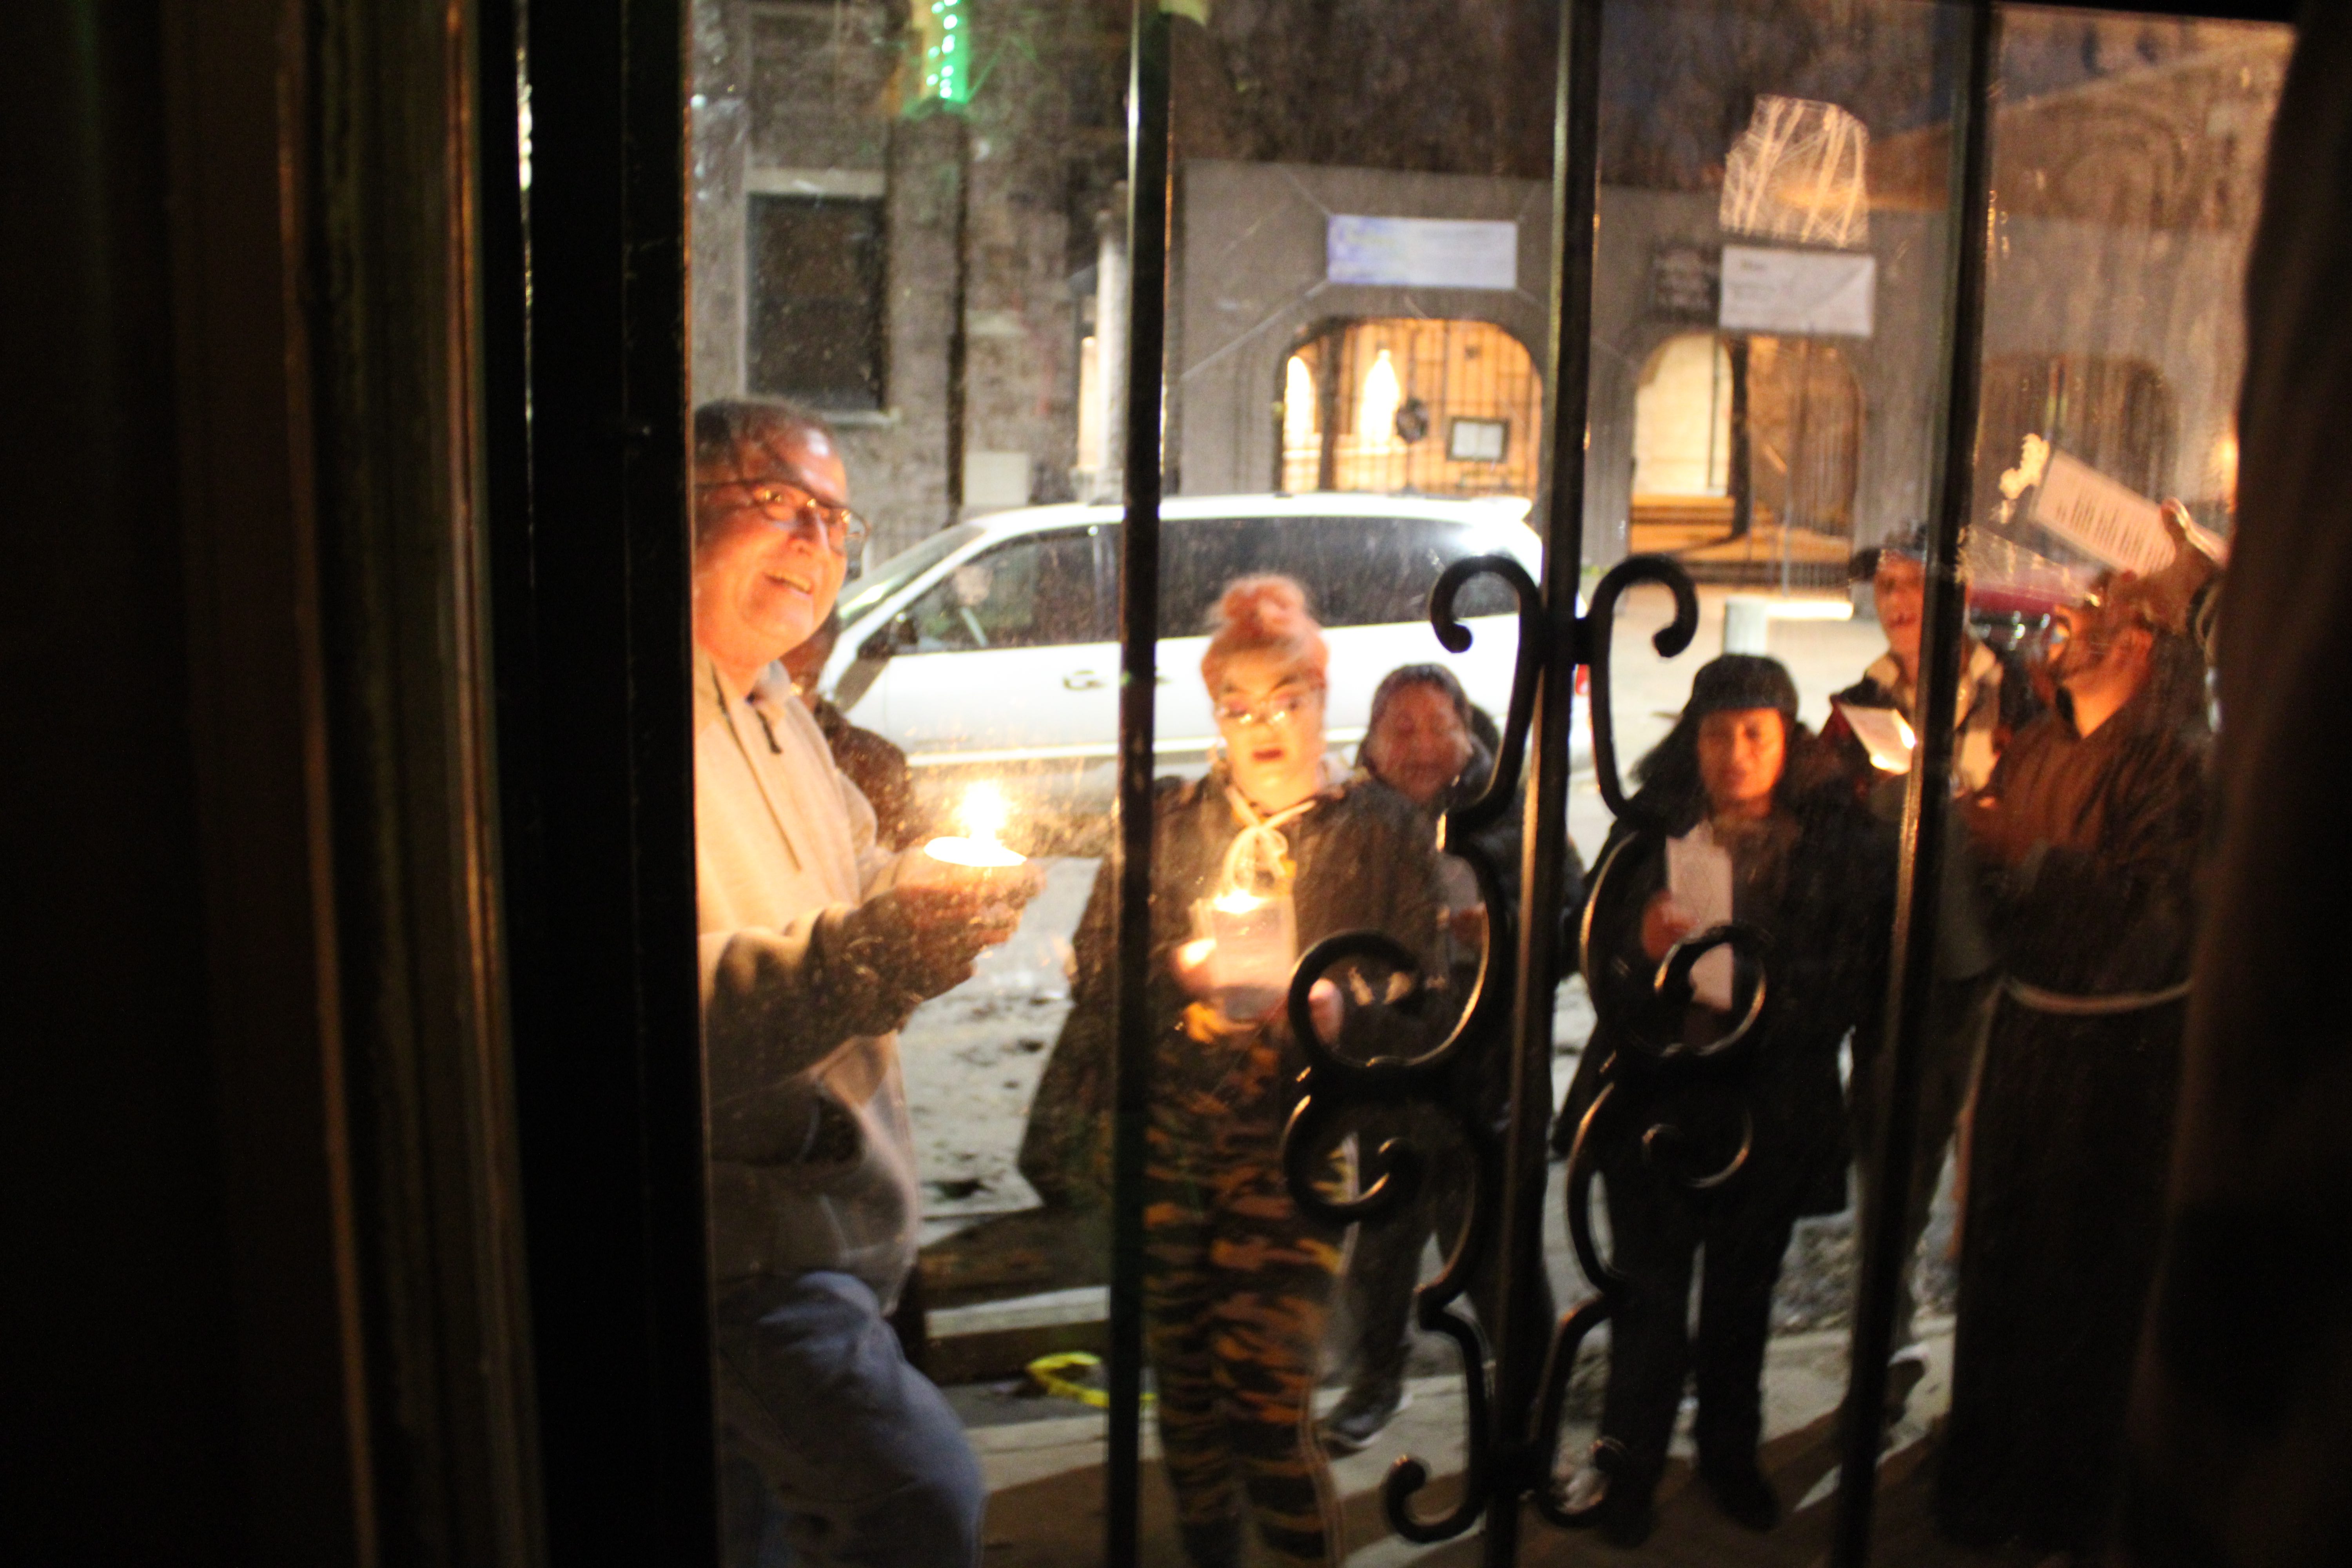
top-left (1170, 936), bottom-right (1341, 1038)
top-left (1172, 936), bottom-right (1218, 999)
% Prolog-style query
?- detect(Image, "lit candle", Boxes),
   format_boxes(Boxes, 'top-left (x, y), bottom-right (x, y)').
top-left (924, 782), bottom-right (1027, 869)
top-left (1202, 885), bottom-right (1296, 1017)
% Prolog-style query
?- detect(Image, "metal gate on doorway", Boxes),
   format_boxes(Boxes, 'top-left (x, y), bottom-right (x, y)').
top-left (1281, 319), bottom-right (1544, 500)
top-left (1629, 331), bottom-right (1863, 591)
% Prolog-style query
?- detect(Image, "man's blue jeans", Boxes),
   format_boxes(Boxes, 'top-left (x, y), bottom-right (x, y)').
top-left (715, 1271), bottom-right (983, 1568)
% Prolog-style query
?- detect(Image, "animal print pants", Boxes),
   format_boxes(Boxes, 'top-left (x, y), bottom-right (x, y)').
top-left (1144, 1010), bottom-right (1349, 1568)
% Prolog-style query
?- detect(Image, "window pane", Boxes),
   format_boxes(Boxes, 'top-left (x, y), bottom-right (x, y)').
top-left (904, 531), bottom-right (1102, 651)
top-left (1915, 11), bottom-right (2284, 1561)
top-left (1276, 319), bottom-right (1546, 497)
top-left (688, 0), bottom-right (1125, 1559)
top-left (748, 195), bottom-right (886, 408)
top-left (685, 1), bottom-right (2286, 1563)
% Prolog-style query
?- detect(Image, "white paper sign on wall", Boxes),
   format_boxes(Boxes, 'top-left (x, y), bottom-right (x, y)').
top-left (2027, 450), bottom-right (2175, 575)
top-left (1327, 216), bottom-right (1519, 291)
top-left (1717, 245), bottom-right (1876, 337)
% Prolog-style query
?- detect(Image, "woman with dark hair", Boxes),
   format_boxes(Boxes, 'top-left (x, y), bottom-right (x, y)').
top-left (1023, 577), bottom-right (1443, 1568)
top-left (1552, 655), bottom-right (1892, 1547)
top-left (1319, 664), bottom-right (1582, 1454)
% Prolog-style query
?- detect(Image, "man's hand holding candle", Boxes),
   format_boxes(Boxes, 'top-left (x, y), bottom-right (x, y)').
top-left (898, 780), bottom-right (1045, 956)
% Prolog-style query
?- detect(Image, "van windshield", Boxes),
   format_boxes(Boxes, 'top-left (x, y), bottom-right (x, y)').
top-left (838, 523), bottom-right (984, 626)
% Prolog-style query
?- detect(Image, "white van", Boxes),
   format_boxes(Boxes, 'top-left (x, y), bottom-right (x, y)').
top-left (818, 493), bottom-right (1587, 847)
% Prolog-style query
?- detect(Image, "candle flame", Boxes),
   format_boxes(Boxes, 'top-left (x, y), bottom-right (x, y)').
top-left (1211, 889), bottom-right (1266, 915)
top-left (960, 783), bottom-right (1010, 847)
top-left (1893, 712), bottom-right (1917, 751)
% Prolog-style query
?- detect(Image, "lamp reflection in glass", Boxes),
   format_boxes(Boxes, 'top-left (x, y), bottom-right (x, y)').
top-left (924, 782), bottom-right (1026, 869)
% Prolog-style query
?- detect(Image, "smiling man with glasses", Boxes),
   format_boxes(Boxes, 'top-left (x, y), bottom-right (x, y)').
top-left (690, 401), bottom-right (1039, 1568)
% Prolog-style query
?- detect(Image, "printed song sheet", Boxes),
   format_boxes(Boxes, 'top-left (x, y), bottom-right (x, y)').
top-left (1665, 821), bottom-right (1736, 1010)
top-left (1835, 699), bottom-right (1916, 774)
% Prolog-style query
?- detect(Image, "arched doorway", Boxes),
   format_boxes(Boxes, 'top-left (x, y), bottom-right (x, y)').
top-left (1630, 329), bottom-right (1864, 586)
top-left (1279, 318), bottom-right (1543, 498)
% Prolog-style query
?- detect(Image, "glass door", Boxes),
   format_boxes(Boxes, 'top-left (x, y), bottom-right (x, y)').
top-left (649, 3), bottom-right (2290, 1565)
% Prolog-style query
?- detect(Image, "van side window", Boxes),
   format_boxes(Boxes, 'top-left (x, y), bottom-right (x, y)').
top-left (1159, 518), bottom-right (1258, 634)
top-left (905, 531), bottom-right (1103, 652)
top-left (1292, 518), bottom-right (1523, 626)
top-left (1142, 515), bottom-right (1522, 635)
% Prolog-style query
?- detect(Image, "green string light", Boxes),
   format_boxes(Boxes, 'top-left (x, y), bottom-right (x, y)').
top-left (918, 0), bottom-right (969, 105)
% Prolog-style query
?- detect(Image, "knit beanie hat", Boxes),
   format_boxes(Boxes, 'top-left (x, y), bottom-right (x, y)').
top-left (1684, 654), bottom-right (1800, 726)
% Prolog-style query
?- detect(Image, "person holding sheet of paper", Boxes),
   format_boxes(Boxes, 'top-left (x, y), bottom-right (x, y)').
top-left (1551, 656), bottom-right (1892, 1546)
top-left (1826, 525), bottom-right (2008, 791)
top-left (1936, 527), bottom-right (2217, 1556)
top-left (1824, 527), bottom-right (2006, 1397)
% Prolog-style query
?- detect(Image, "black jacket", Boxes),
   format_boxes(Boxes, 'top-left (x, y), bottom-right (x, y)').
top-left (1555, 776), bottom-right (1893, 1218)
top-left (1428, 742), bottom-right (1586, 926)
top-left (1018, 766), bottom-right (1443, 1203)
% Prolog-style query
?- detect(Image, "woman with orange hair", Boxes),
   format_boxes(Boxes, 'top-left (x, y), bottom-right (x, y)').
top-left (1024, 575), bottom-right (1444, 1567)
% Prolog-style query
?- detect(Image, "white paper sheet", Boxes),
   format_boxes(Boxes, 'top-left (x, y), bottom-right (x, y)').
top-left (1835, 699), bottom-right (1916, 774)
top-left (1664, 822), bottom-right (1736, 1010)
top-left (1718, 245), bottom-right (1877, 337)
top-left (2029, 449), bottom-right (2174, 575)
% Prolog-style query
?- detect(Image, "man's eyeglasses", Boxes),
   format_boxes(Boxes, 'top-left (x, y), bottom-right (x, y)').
top-left (1214, 690), bottom-right (1316, 728)
top-left (2024, 617), bottom-right (2073, 662)
top-left (709, 477), bottom-right (869, 554)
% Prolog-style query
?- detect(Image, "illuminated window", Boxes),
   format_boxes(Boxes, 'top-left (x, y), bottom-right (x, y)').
top-left (1633, 334), bottom-right (1733, 499)
top-left (1355, 350), bottom-right (1402, 450)
top-left (1277, 319), bottom-right (1539, 497)
top-left (1629, 330), bottom-right (1861, 586)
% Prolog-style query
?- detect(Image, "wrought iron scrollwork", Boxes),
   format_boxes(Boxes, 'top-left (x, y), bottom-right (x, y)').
top-left (1278, 552), bottom-right (1541, 1541)
top-left (1283, 551), bottom-right (1788, 1544)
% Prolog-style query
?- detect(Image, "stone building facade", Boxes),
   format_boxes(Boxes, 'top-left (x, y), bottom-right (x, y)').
top-left (690, 0), bottom-right (2287, 572)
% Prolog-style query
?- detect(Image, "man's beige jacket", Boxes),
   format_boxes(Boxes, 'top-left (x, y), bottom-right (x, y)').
top-left (695, 648), bottom-right (921, 1305)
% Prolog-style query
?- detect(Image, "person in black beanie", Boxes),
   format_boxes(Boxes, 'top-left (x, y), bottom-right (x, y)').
top-left (1552, 655), bottom-right (1892, 1547)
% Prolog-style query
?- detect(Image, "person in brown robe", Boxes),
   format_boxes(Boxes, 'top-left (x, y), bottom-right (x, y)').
top-left (1938, 552), bottom-right (2215, 1555)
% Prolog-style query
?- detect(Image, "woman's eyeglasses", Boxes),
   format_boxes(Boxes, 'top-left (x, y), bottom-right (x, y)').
top-left (710, 477), bottom-right (869, 554)
top-left (1215, 690), bottom-right (1316, 729)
